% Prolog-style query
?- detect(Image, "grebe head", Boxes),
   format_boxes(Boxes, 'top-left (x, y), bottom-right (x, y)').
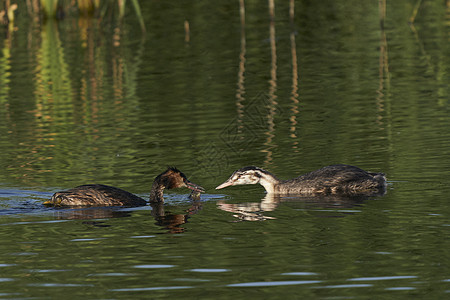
top-left (216, 166), bottom-right (271, 189)
top-left (156, 167), bottom-right (205, 193)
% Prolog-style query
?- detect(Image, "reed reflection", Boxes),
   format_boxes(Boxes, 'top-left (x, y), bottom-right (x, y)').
top-left (235, 0), bottom-right (246, 134)
top-left (2, 12), bottom-right (145, 185)
top-left (376, 0), bottom-right (389, 129)
top-left (0, 22), bottom-right (12, 122)
top-left (262, 0), bottom-right (278, 166)
top-left (289, 0), bottom-right (300, 151)
top-left (196, 1), bottom-right (298, 180)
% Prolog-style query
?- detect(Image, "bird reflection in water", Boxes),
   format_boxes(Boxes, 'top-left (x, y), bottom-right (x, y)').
top-left (215, 164), bottom-right (387, 221)
top-left (150, 191), bottom-right (203, 233)
top-left (45, 167), bottom-right (204, 232)
top-left (49, 190), bottom-right (203, 233)
top-left (217, 192), bottom-right (385, 222)
top-left (217, 194), bottom-right (278, 222)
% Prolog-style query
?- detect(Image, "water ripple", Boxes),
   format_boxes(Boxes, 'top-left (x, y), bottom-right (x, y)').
top-left (188, 268), bottom-right (230, 273)
top-left (0, 264), bottom-right (16, 267)
top-left (9, 252), bottom-right (38, 256)
top-left (281, 272), bottom-right (318, 276)
top-left (133, 264), bottom-right (175, 269)
top-left (227, 280), bottom-right (321, 287)
top-left (348, 276), bottom-right (417, 281)
top-left (111, 286), bottom-right (193, 292)
top-left (28, 269), bottom-right (70, 273)
top-left (316, 284), bottom-right (373, 289)
top-left (70, 238), bottom-right (106, 242)
top-left (89, 273), bottom-right (136, 277)
top-left (28, 283), bottom-right (94, 287)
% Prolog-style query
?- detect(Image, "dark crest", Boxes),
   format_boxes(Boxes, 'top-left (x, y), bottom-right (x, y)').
top-left (236, 166), bottom-right (271, 175)
top-left (166, 166), bottom-right (187, 179)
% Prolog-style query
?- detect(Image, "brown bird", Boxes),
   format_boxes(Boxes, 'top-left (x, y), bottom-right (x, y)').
top-left (216, 164), bottom-right (386, 195)
top-left (45, 167), bottom-right (204, 207)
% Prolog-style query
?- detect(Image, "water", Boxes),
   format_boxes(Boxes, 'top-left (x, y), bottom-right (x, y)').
top-left (0, 0), bottom-right (449, 298)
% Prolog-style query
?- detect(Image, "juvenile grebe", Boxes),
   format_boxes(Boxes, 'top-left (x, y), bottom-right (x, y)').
top-left (216, 164), bottom-right (386, 195)
top-left (45, 167), bottom-right (204, 207)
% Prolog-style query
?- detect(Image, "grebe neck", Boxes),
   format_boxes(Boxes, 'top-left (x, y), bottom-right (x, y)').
top-left (258, 171), bottom-right (280, 194)
top-left (150, 181), bottom-right (165, 202)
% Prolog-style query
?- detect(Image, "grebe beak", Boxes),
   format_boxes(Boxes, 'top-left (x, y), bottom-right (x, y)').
top-left (184, 179), bottom-right (205, 193)
top-left (44, 196), bottom-right (62, 206)
top-left (215, 180), bottom-right (233, 190)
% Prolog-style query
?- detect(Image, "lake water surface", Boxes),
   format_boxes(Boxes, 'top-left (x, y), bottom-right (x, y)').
top-left (0, 0), bottom-right (449, 298)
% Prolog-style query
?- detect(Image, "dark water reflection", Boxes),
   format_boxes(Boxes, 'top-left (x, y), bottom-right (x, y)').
top-left (0, 0), bottom-right (449, 298)
top-left (217, 193), bottom-right (380, 221)
top-left (45, 201), bottom-right (202, 234)
top-left (0, 186), bottom-right (448, 298)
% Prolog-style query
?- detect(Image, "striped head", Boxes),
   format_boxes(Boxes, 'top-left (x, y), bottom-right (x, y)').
top-left (216, 166), bottom-right (271, 189)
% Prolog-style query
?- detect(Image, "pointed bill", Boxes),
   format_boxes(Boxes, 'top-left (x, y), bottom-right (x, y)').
top-left (184, 179), bottom-right (205, 193)
top-left (215, 180), bottom-right (233, 190)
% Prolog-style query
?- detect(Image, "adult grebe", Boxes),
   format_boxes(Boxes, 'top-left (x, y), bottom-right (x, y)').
top-left (45, 167), bottom-right (204, 206)
top-left (216, 164), bottom-right (386, 195)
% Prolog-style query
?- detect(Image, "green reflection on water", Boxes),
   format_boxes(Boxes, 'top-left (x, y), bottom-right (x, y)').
top-left (0, 0), bottom-right (448, 298)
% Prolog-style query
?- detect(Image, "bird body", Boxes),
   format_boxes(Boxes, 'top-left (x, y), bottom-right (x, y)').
top-left (216, 164), bottom-right (386, 195)
top-left (46, 167), bottom-right (204, 207)
top-left (49, 184), bottom-right (146, 207)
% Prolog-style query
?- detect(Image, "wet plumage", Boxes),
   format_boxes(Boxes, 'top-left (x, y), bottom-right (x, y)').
top-left (216, 164), bottom-right (386, 195)
top-left (46, 167), bottom-right (204, 207)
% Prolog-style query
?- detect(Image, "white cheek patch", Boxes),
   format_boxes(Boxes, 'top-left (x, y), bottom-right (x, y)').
top-left (240, 178), bottom-right (252, 184)
top-left (235, 174), bottom-right (259, 185)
